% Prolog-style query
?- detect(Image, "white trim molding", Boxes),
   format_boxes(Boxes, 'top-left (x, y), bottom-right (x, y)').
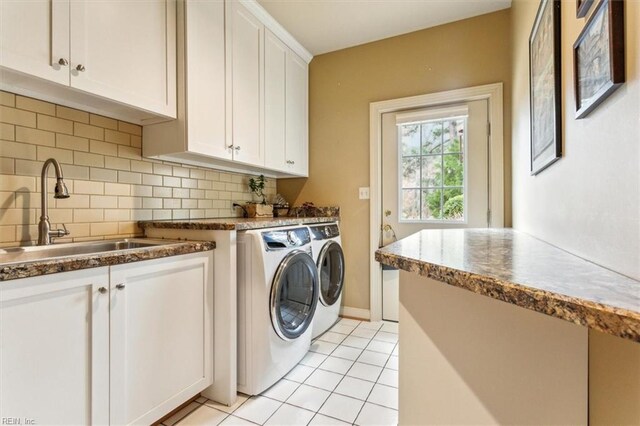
top-left (340, 306), bottom-right (371, 321)
top-left (369, 82), bottom-right (505, 321)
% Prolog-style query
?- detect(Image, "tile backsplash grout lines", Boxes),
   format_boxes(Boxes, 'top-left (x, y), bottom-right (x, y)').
top-left (0, 91), bottom-right (276, 246)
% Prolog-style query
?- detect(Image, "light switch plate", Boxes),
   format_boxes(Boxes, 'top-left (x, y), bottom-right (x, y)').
top-left (359, 187), bottom-right (370, 200)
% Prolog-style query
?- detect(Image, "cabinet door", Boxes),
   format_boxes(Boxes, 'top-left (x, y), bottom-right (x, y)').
top-left (227, 0), bottom-right (264, 166)
top-left (0, 268), bottom-right (109, 425)
top-left (185, 0), bottom-right (229, 160)
top-left (69, 0), bottom-right (177, 118)
top-left (264, 29), bottom-right (287, 171)
top-left (110, 252), bottom-right (213, 425)
top-left (285, 50), bottom-right (309, 176)
top-left (0, 0), bottom-right (70, 85)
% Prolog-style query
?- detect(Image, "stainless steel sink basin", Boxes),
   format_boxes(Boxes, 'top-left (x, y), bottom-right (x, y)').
top-left (0, 238), bottom-right (174, 266)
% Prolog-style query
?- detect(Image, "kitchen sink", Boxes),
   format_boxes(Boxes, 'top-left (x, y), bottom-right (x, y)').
top-left (0, 238), bottom-right (174, 266)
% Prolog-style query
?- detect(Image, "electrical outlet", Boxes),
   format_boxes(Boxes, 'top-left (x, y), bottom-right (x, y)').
top-left (359, 187), bottom-right (370, 200)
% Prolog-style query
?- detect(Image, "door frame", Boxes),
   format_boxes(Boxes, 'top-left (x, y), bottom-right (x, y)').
top-left (369, 82), bottom-right (505, 321)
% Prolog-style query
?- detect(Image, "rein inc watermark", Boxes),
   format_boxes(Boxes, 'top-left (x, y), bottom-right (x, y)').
top-left (1, 418), bottom-right (35, 425)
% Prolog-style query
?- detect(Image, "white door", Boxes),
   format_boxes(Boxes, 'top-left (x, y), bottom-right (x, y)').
top-left (381, 100), bottom-right (490, 321)
top-left (69, 0), bottom-right (176, 118)
top-left (0, 268), bottom-right (109, 425)
top-left (285, 50), bottom-right (309, 176)
top-left (185, 0), bottom-right (228, 159)
top-left (0, 0), bottom-right (70, 85)
top-left (109, 253), bottom-right (213, 425)
top-left (227, 0), bottom-right (264, 166)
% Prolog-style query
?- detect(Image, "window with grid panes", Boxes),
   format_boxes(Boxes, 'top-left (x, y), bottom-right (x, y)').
top-left (398, 116), bottom-right (466, 222)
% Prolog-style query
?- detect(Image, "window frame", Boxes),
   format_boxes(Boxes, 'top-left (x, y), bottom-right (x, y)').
top-left (397, 116), bottom-right (469, 224)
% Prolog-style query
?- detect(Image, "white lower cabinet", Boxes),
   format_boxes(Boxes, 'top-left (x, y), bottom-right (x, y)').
top-left (0, 267), bottom-right (110, 425)
top-left (0, 251), bottom-right (213, 425)
top-left (110, 252), bottom-right (213, 425)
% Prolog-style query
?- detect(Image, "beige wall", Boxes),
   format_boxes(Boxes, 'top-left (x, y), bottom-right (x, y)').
top-left (0, 92), bottom-right (274, 246)
top-left (510, 1), bottom-right (640, 423)
top-left (278, 10), bottom-right (512, 310)
top-left (510, 0), bottom-right (639, 279)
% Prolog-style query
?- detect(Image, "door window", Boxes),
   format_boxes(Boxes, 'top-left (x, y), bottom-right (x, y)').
top-left (398, 116), bottom-right (467, 222)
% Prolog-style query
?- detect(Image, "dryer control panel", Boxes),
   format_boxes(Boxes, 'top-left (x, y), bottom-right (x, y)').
top-left (309, 223), bottom-right (340, 240)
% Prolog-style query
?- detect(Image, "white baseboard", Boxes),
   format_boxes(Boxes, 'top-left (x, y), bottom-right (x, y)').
top-left (340, 306), bottom-right (371, 320)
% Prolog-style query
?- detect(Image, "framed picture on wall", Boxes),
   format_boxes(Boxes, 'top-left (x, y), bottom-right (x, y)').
top-left (577, 0), bottom-right (595, 18)
top-left (529, 0), bottom-right (562, 175)
top-left (573, 0), bottom-right (625, 119)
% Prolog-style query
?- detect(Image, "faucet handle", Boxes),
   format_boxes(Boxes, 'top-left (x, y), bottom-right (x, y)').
top-left (50, 223), bottom-right (70, 242)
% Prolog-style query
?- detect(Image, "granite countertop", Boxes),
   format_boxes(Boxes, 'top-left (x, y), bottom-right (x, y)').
top-left (375, 229), bottom-right (640, 343)
top-left (0, 239), bottom-right (215, 282)
top-left (138, 216), bottom-right (340, 231)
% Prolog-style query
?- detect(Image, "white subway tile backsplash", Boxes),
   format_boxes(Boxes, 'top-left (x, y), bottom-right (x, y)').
top-left (105, 156), bottom-right (130, 171)
top-left (90, 167), bottom-right (118, 182)
top-left (0, 91), bottom-right (276, 245)
top-left (118, 171), bottom-right (141, 185)
top-left (74, 122), bottom-right (104, 140)
top-left (38, 114), bottom-right (73, 135)
top-left (15, 126), bottom-right (56, 146)
top-left (57, 106), bottom-right (89, 124)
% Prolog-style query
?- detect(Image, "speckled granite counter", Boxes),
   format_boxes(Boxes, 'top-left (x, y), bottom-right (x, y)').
top-left (138, 216), bottom-right (340, 231)
top-left (375, 228), bottom-right (640, 342)
top-left (0, 240), bottom-right (215, 281)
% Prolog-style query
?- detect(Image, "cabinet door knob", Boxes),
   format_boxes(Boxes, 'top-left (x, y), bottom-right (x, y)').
top-left (98, 287), bottom-right (107, 294)
top-left (116, 283), bottom-right (126, 290)
top-left (58, 58), bottom-right (68, 66)
top-left (227, 144), bottom-right (234, 150)
top-left (76, 64), bottom-right (86, 72)
top-left (234, 146), bottom-right (241, 151)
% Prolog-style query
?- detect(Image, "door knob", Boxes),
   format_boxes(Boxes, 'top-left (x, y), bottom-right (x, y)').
top-left (98, 287), bottom-right (107, 294)
top-left (76, 64), bottom-right (86, 72)
top-left (58, 58), bottom-right (68, 66)
top-left (116, 283), bottom-right (125, 290)
top-left (234, 146), bottom-right (241, 151)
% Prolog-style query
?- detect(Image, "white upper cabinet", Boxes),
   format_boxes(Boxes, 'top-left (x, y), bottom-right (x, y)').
top-left (0, 0), bottom-right (176, 123)
top-left (264, 29), bottom-right (287, 171)
top-left (69, 0), bottom-right (176, 119)
top-left (185, 0), bottom-right (228, 160)
top-left (227, 0), bottom-right (264, 167)
top-left (285, 51), bottom-right (308, 176)
top-left (143, 0), bottom-right (311, 177)
top-left (264, 29), bottom-right (309, 176)
top-left (0, 0), bottom-right (70, 85)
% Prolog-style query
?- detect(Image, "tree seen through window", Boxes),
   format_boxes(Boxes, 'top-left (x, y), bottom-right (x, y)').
top-left (399, 117), bottom-right (465, 221)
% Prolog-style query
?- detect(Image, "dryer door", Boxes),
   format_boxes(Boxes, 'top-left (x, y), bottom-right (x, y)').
top-left (270, 250), bottom-right (319, 341)
top-left (317, 240), bottom-right (345, 306)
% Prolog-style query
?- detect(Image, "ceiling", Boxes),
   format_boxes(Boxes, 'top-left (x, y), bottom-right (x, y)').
top-left (257, 0), bottom-right (512, 56)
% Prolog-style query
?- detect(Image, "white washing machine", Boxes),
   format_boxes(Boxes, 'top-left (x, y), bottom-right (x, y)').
top-left (237, 225), bottom-right (320, 395)
top-left (309, 222), bottom-right (345, 339)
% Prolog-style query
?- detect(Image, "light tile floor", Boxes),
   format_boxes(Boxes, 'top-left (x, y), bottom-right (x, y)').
top-left (169, 318), bottom-right (399, 426)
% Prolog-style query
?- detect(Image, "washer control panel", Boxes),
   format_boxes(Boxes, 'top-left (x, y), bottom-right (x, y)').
top-left (262, 227), bottom-right (311, 251)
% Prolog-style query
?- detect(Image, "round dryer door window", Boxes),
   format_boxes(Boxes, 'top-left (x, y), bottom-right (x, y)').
top-left (317, 240), bottom-right (345, 306)
top-left (270, 250), bottom-right (319, 340)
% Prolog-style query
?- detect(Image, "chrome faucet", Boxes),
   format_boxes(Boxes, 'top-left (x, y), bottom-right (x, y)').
top-left (38, 158), bottom-right (71, 245)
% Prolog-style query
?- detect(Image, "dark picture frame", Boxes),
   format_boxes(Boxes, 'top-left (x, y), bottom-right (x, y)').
top-left (573, 0), bottom-right (625, 119)
top-left (577, 0), bottom-right (595, 18)
top-left (529, 0), bottom-right (562, 175)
